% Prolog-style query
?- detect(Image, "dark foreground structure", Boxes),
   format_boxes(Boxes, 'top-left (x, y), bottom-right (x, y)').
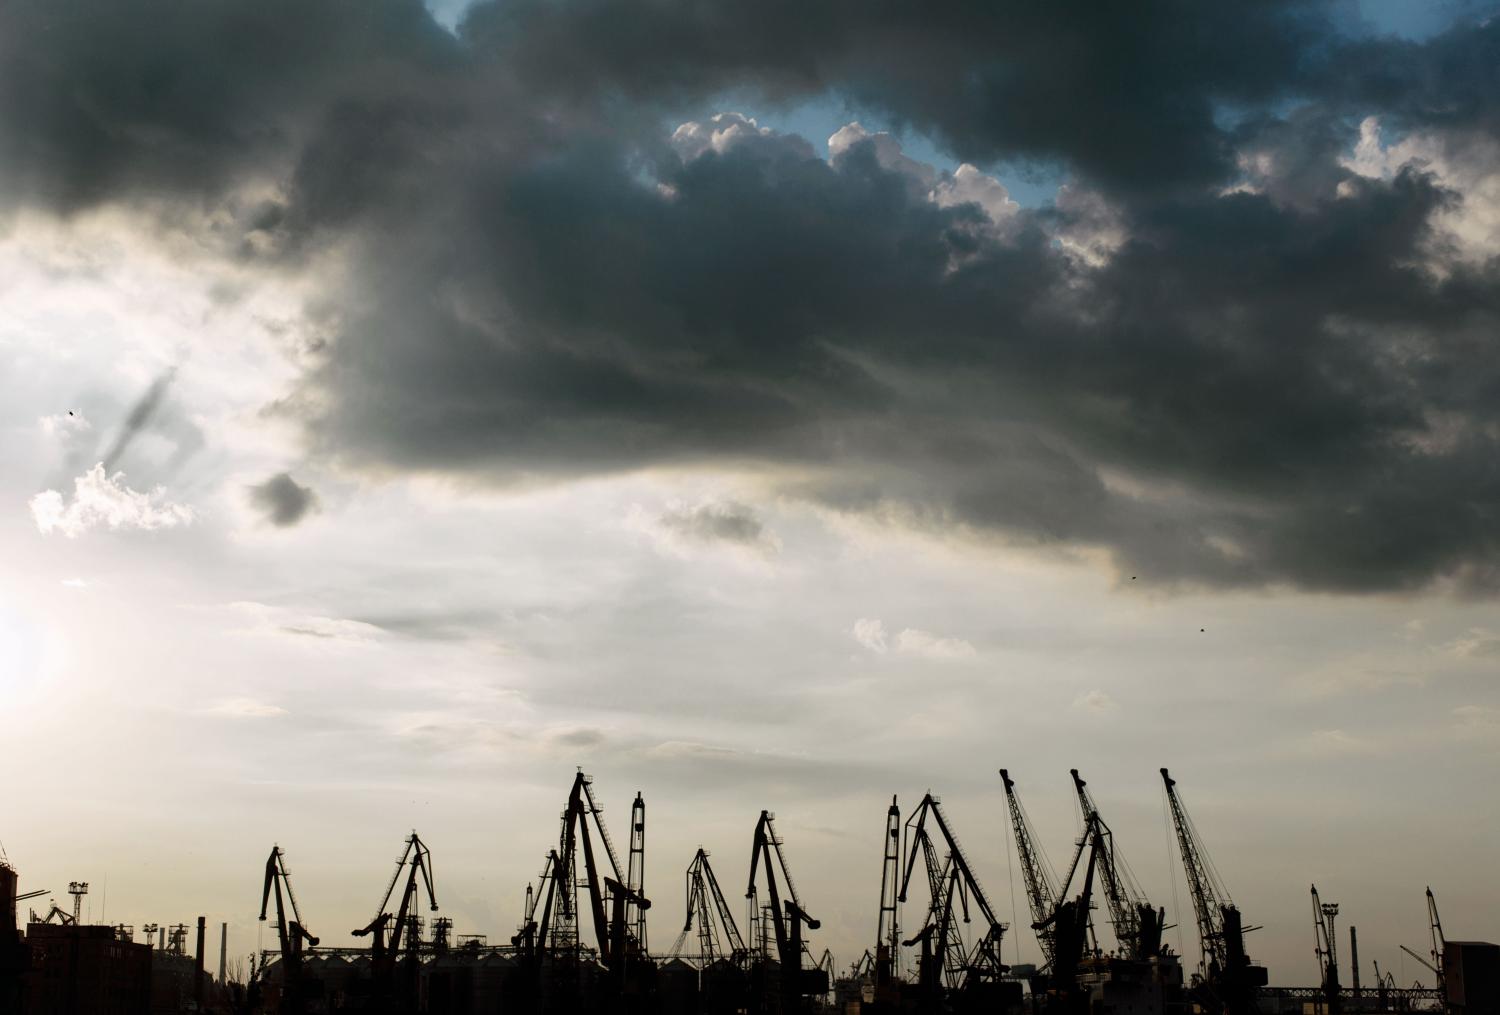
top-left (4, 769), bottom-right (1495, 1014)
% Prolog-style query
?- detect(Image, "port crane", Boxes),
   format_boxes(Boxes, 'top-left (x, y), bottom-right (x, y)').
top-left (511, 850), bottom-right (558, 961)
top-left (352, 831), bottom-right (437, 1012)
top-left (1160, 769), bottom-right (1266, 1015)
top-left (1000, 769), bottom-right (1065, 969)
top-left (1310, 884), bottom-right (1341, 1013)
top-left (1398, 887), bottom-right (1447, 994)
top-left (1070, 769), bottom-right (1166, 960)
top-left (875, 796), bottom-right (902, 992)
top-left (898, 793), bottom-right (1009, 1006)
top-left (671, 848), bottom-right (748, 968)
top-left (746, 809), bottom-right (823, 1013)
top-left (259, 846), bottom-right (319, 1014)
top-left (547, 773), bottom-right (651, 976)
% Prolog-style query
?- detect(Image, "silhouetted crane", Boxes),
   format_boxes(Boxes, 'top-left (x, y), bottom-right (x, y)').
top-left (259, 846), bottom-right (318, 1014)
top-left (747, 810), bottom-right (822, 1013)
top-left (1160, 769), bottom-right (1266, 1015)
top-left (1310, 884), bottom-right (1341, 1013)
top-left (898, 794), bottom-right (1009, 1007)
top-left (875, 796), bottom-right (903, 992)
top-left (352, 832), bottom-right (437, 1013)
top-left (672, 848), bottom-right (748, 968)
top-left (999, 770), bottom-right (1061, 968)
top-left (1070, 769), bottom-right (1166, 960)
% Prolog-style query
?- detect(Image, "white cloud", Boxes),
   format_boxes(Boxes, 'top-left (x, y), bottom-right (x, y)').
top-left (29, 463), bottom-right (194, 537)
top-left (852, 617), bottom-right (889, 653)
top-left (203, 697), bottom-right (288, 718)
top-left (60, 578), bottom-right (89, 588)
top-left (895, 627), bottom-right (976, 659)
top-left (932, 163), bottom-right (1019, 225)
top-left (1073, 689), bottom-right (1118, 713)
top-left (672, 112), bottom-right (814, 162)
top-left (852, 618), bottom-right (975, 659)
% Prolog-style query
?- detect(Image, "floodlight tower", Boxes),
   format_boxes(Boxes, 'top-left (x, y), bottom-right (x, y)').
top-left (67, 882), bottom-right (89, 924)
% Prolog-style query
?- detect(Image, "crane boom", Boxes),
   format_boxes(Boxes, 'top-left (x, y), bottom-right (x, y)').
top-left (1000, 769), bottom-right (1058, 966)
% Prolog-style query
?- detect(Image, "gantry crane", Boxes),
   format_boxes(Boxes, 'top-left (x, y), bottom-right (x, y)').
top-left (259, 845), bottom-right (319, 1014)
top-left (1070, 770), bottom-right (1166, 960)
top-left (671, 848), bottom-right (749, 968)
top-left (1310, 884), bottom-right (1340, 1013)
top-left (352, 832), bottom-right (437, 1012)
top-left (747, 810), bottom-right (823, 1013)
top-left (1160, 769), bottom-right (1266, 1015)
top-left (898, 794), bottom-right (1009, 1006)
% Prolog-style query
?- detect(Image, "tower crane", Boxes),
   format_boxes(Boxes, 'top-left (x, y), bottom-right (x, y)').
top-left (259, 846), bottom-right (319, 1015)
top-left (671, 848), bottom-right (749, 968)
top-left (352, 832), bottom-right (437, 1012)
top-left (1070, 769), bottom-right (1166, 960)
top-left (1160, 769), bottom-right (1266, 1015)
top-left (747, 810), bottom-right (823, 1013)
top-left (1310, 884), bottom-right (1340, 1013)
top-left (897, 794), bottom-right (1009, 1005)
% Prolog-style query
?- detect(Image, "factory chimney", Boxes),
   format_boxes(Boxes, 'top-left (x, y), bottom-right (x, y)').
top-left (219, 922), bottom-right (227, 983)
top-left (1350, 926), bottom-right (1361, 998)
top-left (195, 916), bottom-right (206, 1009)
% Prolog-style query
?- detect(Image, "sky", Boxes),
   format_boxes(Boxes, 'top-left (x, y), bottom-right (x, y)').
top-left (2, 0), bottom-right (1500, 991)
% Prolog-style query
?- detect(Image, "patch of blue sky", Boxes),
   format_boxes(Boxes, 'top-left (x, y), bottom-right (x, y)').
top-left (681, 89), bottom-right (1068, 208)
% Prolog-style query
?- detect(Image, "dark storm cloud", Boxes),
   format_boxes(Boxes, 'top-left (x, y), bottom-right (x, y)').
top-left (248, 473), bottom-right (319, 527)
top-left (8, 0), bottom-right (1500, 592)
top-left (659, 501), bottom-right (774, 551)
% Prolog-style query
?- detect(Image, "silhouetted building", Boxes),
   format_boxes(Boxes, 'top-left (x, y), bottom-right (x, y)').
top-left (1, 864), bottom-right (24, 1015)
top-left (24, 923), bottom-right (150, 1015)
top-left (1445, 940), bottom-right (1500, 1014)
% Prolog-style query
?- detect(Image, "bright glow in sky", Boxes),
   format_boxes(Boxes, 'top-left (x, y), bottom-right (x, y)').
top-left (3, 0), bottom-right (1500, 994)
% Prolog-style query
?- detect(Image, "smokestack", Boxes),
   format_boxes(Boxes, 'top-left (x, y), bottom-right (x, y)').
top-left (195, 916), bottom-right (206, 1009)
top-left (219, 922), bottom-right (227, 984)
top-left (159, 926), bottom-right (165, 950)
top-left (1350, 925), bottom-right (1361, 997)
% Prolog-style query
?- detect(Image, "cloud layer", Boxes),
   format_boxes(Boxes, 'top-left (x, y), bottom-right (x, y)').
top-left (7, 0), bottom-right (1500, 592)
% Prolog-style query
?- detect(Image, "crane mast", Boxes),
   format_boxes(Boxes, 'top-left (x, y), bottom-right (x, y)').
top-left (1000, 769), bottom-right (1059, 967)
top-left (876, 796), bottom-right (902, 988)
top-left (627, 792), bottom-right (648, 955)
